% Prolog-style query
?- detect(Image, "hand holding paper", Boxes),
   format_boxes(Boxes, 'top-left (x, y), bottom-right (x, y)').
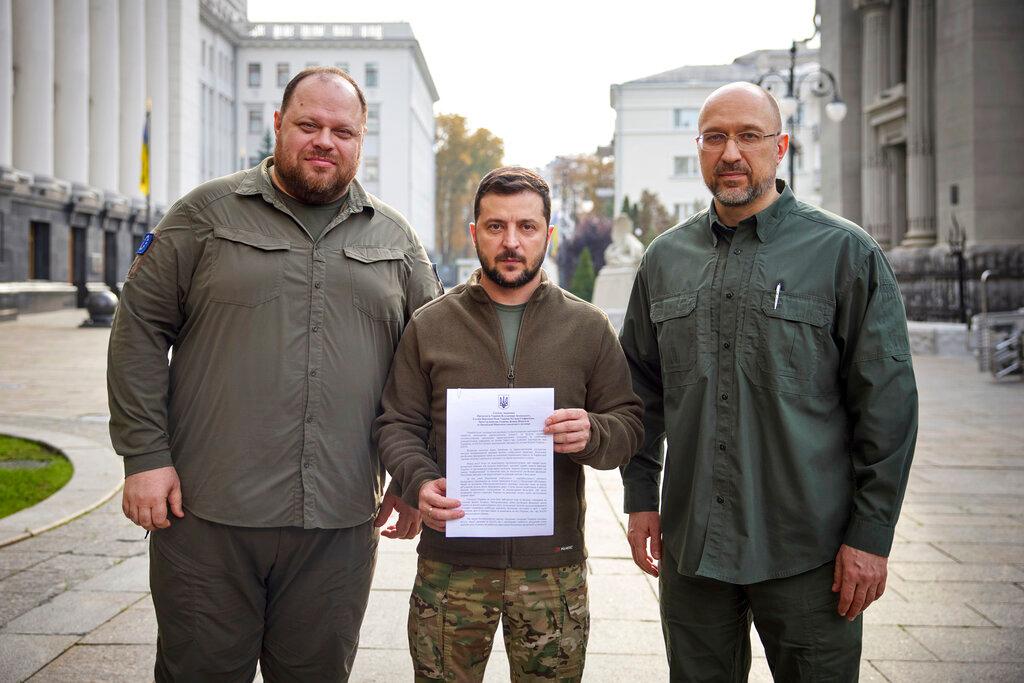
top-left (418, 477), bottom-right (464, 533)
top-left (544, 408), bottom-right (592, 454)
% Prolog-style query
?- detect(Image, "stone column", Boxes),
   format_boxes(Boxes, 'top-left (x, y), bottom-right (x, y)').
top-left (901, 0), bottom-right (937, 246)
top-left (145, 0), bottom-right (168, 205)
top-left (12, 0), bottom-right (54, 177)
top-left (54, 0), bottom-right (90, 185)
top-left (857, 0), bottom-right (891, 246)
top-left (0, 0), bottom-right (12, 167)
top-left (89, 0), bottom-right (120, 192)
top-left (886, 145), bottom-right (908, 246)
top-left (118, 0), bottom-right (145, 197)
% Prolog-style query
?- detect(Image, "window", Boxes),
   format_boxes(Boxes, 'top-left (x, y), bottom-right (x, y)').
top-left (277, 62), bottom-right (289, 88)
top-left (248, 107), bottom-right (262, 134)
top-left (363, 157), bottom-right (379, 182)
top-left (673, 156), bottom-right (698, 177)
top-left (247, 62), bottom-right (261, 87)
top-left (335, 61), bottom-right (349, 74)
top-left (673, 107), bottom-right (699, 130)
top-left (366, 103), bottom-right (380, 134)
top-left (365, 62), bottom-right (379, 88)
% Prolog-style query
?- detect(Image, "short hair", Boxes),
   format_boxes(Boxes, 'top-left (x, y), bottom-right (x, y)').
top-left (280, 66), bottom-right (367, 121)
top-left (473, 167), bottom-right (552, 225)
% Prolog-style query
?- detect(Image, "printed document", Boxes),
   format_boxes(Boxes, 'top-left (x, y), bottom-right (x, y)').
top-left (445, 387), bottom-right (554, 538)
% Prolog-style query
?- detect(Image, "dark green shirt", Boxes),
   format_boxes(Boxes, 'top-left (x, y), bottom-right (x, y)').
top-left (272, 182), bottom-right (347, 242)
top-left (493, 301), bottom-right (526, 364)
top-left (619, 181), bottom-right (918, 584)
top-left (108, 159), bottom-right (442, 529)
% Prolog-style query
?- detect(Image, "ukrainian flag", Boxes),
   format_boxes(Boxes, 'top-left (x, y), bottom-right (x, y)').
top-left (139, 100), bottom-right (151, 196)
top-left (548, 226), bottom-right (559, 257)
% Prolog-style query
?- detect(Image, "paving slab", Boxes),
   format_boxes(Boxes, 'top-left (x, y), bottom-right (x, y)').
top-left (3, 590), bottom-right (144, 636)
top-left (936, 542), bottom-right (1024, 564)
top-left (968, 603), bottom-right (1024, 628)
top-left (0, 634), bottom-right (77, 683)
top-left (887, 541), bottom-right (956, 563)
top-left (861, 625), bottom-right (937, 661)
top-left (863, 600), bottom-right (991, 627)
top-left (904, 626), bottom-right (1024, 662)
top-left (887, 580), bottom-right (1024, 605)
top-left (0, 552), bottom-right (53, 580)
top-left (72, 555), bottom-right (149, 593)
top-left (588, 619), bottom-right (664, 655)
top-left (889, 562), bottom-right (1024, 583)
top-left (79, 599), bottom-right (156, 645)
top-left (27, 644), bottom-right (155, 682)
top-left (0, 593), bottom-right (46, 630)
top-left (871, 661), bottom-right (1024, 682)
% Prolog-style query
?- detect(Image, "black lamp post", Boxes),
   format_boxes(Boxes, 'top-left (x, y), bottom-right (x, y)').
top-left (755, 41), bottom-right (848, 193)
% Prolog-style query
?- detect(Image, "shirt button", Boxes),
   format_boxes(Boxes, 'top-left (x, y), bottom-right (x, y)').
top-left (716, 495), bottom-right (725, 504)
top-left (312, 325), bottom-right (320, 333)
top-left (721, 394), bottom-right (728, 401)
top-left (719, 443), bottom-right (726, 451)
top-left (734, 248), bottom-right (742, 255)
top-left (310, 370), bottom-right (318, 377)
top-left (314, 281), bottom-right (322, 289)
top-left (723, 341), bottom-right (731, 349)
top-left (303, 462), bottom-right (311, 469)
top-left (305, 416), bottom-right (314, 424)
top-left (726, 292), bottom-right (734, 299)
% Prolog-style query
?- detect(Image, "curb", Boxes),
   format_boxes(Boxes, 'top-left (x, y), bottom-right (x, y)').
top-left (0, 424), bottom-right (123, 548)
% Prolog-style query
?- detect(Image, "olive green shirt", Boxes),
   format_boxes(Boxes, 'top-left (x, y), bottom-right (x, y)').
top-left (619, 182), bottom-right (918, 584)
top-left (108, 159), bottom-right (442, 529)
top-left (272, 183), bottom-right (346, 242)
top-left (493, 301), bottom-right (526, 364)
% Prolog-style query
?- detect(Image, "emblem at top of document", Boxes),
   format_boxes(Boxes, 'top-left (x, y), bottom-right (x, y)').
top-left (499, 395), bottom-right (509, 409)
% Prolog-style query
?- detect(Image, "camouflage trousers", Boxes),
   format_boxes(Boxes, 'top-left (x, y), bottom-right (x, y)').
top-left (409, 557), bottom-right (590, 682)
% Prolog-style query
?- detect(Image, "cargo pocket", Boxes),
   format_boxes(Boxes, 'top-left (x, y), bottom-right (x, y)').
top-left (344, 246), bottom-right (407, 322)
top-left (408, 559), bottom-right (450, 680)
top-left (754, 291), bottom-right (833, 380)
top-left (650, 290), bottom-right (702, 387)
top-left (209, 227), bottom-right (290, 307)
top-left (556, 564), bottom-right (590, 679)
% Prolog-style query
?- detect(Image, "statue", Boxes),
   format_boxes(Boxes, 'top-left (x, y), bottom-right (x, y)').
top-left (603, 214), bottom-right (645, 269)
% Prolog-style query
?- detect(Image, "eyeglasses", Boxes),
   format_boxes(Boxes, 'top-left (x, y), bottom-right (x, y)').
top-left (695, 131), bottom-right (780, 152)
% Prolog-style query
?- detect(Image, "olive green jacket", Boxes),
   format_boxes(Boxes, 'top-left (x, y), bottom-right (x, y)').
top-left (374, 271), bottom-right (644, 568)
top-left (620, 182), bottom-right (918, 584)
top-left (107, 159), bottom-right (441, 529)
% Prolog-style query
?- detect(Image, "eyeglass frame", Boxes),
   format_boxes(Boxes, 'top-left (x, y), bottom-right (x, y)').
top-left (694, 131), bottom-right (782, 152)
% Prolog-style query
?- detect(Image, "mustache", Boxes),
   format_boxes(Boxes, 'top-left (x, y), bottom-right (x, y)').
top-left (715, 161), bottom-right (751, 174)
top-left (495, 250), bottom-right (525, 263)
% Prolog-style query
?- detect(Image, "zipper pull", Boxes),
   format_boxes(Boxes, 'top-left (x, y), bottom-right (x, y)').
top-left (506, 366), bottom-right (515, 387)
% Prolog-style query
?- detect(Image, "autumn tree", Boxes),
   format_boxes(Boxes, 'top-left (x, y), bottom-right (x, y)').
top-left (435, 114), bottom-right (504, 264)
top-left (548, 153), bottom-right (614, 219)
top-left (635, 190), bottom-right (675, 245)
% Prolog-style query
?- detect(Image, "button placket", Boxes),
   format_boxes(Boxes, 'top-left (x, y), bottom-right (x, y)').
top-left (301, 247), bottom-right (329, 525)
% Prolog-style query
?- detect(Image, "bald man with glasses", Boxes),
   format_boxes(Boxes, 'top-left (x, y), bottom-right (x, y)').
top-left (619, 82), bottom-right (918, 681)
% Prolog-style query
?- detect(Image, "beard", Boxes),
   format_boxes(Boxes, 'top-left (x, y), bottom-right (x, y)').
top-left (706, 161), bottom-right (776, 207)
top-left (477, 242), bottom-right (548, 290)
top-left (272, 142), bottom-right (359, 205)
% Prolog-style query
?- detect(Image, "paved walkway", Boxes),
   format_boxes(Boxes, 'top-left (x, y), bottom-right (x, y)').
top-left (0, 309), bottom-right (1021, 682)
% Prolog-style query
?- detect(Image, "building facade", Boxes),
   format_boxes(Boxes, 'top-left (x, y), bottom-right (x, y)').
top-left (0, 0), bottom-right (438, 313)
top-left (819, 0), bottom-right (1024, 320)
top-left (610, 49), bottom-right (828, 227)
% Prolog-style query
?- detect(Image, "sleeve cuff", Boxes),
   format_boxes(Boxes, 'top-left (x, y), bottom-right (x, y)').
top-left (842, 516), bottom-right (895, 557)
top-left (623, 484), bottom-right (660, 514)
top-left (401, 469), bottom-right (441, 509)
top-left (123, 450), bottom-right (173, 477)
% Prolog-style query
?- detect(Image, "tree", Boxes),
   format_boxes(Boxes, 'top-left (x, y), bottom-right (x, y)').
top-left (435, 114), bottom-right (504, 264)
top-left (569, 247), bottom-right (596, 302)
top-left (635, 190), bottom-right (674, 246)
top-left (549, 153), bottom-right (614, 219)
top-left (257, 129), bottom-right (274, 160)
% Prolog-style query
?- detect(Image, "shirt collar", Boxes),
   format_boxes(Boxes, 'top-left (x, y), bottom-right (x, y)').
top-left (235, 157), bottom-right (374, 218)
top-left (705, 179), bottom-right (796, 245)
top-left (466, 268), bottom-right (552, 305)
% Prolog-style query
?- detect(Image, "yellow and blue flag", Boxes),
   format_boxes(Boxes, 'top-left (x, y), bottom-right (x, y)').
top-left (139, 100), bottom-right (151, 196)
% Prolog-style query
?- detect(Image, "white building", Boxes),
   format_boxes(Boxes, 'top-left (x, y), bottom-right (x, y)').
top-left (0, 0), bottom-right (438, 312)
top-left (610, 49), bottom-right (827, 226)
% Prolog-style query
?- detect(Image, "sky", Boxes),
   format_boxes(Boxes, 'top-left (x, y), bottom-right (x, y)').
top-left (247, 0), bottom-right (819, 168)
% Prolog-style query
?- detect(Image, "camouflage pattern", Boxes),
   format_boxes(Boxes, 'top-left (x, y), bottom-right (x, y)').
top-left (409, 558), bottom-right (590, 682)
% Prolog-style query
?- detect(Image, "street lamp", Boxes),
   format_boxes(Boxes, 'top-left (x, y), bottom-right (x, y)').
top-left (755, 40), bottom-right (847, 193)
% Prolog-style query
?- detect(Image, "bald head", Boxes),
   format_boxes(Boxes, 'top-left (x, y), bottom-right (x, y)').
top-left (698, 82), bottom-right (782, 133)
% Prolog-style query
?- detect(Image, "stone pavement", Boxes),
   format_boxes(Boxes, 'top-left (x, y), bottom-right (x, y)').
top-left (0, 309), bottom-right (1021, 682)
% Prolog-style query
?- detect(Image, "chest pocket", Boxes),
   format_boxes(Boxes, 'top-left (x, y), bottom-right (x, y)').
top-left (754, 291), bottom-right (833, 380)
top-left (650, 290), bottom-right (700, 376)
top-left (345, 246), bottom-right (407, 322)
top-left (209, 227), bottom-right (290, 307)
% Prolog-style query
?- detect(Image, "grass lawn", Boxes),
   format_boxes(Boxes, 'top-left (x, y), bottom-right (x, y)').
top-left (0, 434), bottom-right (73, 519)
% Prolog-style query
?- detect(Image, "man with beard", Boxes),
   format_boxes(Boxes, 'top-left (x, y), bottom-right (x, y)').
top-left (374, 167), bottom-right (643, 681)
top-left (619, 83), bottom-right (918, 681)
top-left (108, 67), bottom-right (441, 681)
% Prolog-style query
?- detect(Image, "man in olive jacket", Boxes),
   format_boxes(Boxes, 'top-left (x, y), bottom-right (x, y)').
top-left (620, 83), bottom-right (918, 681)
top-left (374, 167), bottom-right (643, 681)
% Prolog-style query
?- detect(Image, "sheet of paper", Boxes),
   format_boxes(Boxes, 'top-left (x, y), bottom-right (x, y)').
top-left (445, 387), bottom-right (554, 538)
